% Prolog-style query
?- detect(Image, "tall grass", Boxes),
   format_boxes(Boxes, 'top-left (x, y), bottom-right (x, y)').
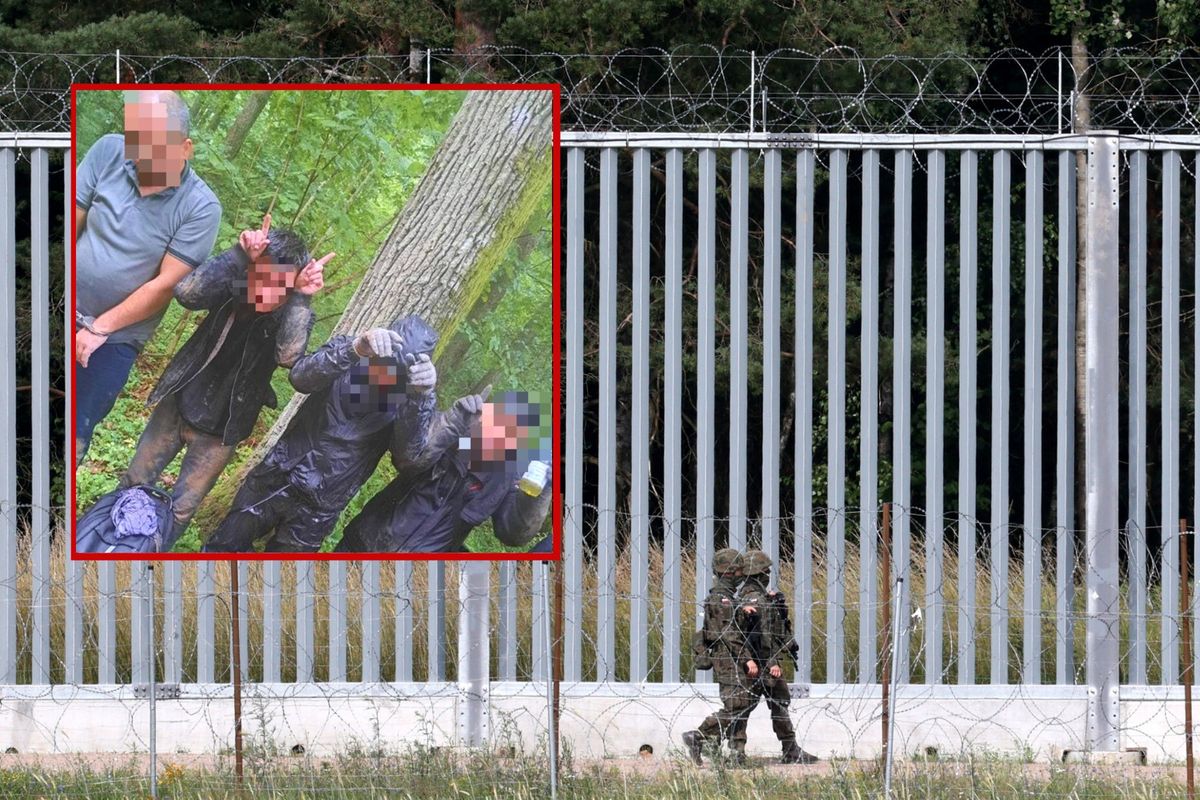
top-left (12, 519), bottom-right (1175, 685)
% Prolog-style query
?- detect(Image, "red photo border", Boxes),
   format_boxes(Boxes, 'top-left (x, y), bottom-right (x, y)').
top-left (69, 82), bottom-right (562, 563)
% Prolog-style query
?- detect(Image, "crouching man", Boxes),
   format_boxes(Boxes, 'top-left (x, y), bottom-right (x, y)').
top-left (114, 214), bottom-right (330, 550)
top-left (336, 387), bottom-right (551, 553)
top-left (202, 317), bottom-right (438, 553)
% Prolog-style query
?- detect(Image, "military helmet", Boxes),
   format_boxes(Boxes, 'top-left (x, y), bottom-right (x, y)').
top-left (742, 549), bottom-right (772, 578)
top-left (713, 548), bottom-right (743, 576)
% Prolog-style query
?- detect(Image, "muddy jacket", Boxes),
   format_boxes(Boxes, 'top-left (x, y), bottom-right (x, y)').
top-left (254, 316), bottom-right (439, 513)
top-left (337, 400), bottom-right (552, 553)
top-left (147, 245), bottom-right (313, 445)
top-left (703, 575), bottom-right (745, 685)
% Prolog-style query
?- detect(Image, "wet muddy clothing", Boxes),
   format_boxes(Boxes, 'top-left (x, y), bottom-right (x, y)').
top-left (149, 244), bottom-right (314, 445)
top-left (335, 400), bottom-right (552, 553)
top-left (202, 316), bottom-right (439, 553)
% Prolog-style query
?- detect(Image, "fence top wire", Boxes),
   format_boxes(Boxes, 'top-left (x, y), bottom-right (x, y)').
top-left (3, 46), bottom-right (1200, 135)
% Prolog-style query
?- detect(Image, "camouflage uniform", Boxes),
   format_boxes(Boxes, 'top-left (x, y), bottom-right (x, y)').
top-left (681, 549), bottom-right (755, 765)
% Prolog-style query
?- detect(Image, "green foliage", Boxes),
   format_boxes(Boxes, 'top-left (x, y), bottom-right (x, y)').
top-left (75, 87), bottom-right (552, 553)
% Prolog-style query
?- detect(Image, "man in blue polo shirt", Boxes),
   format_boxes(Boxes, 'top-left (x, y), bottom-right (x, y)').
top-left (74, 89), bottom-right (222, 465)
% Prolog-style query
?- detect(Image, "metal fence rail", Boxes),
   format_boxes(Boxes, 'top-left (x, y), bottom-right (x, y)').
top-left (6, 128), bottom-right (1200, 759)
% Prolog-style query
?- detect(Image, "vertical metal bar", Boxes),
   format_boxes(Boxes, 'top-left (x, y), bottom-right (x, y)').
top-left (795, 149), bottom-right (816, 684)
top-left (630, 147), bottom-right (650, 682)
top-left (532, 561), bottom-right (548, 681)
top-left (1194, 154), bottom-right (1200, 681)
top-left (427, 563), bottom-right (444, 681)
top-left (597, 147), bottom-right (617, 682)
top-left (1129, 150), bottom-right (1147, 686)
top-left (1084, 133), bottom-right (1121, 750)
top-left (262, 562), bottom-right (280, 683)
top-left (958, 150), bottom-right (979, 686)
top-left (827, 148), bottom-right (848, 684)
top-left (497, 562), bottom-right (517, 680)
top-left (696, 149), bottom-right (716, 681)
top-left (729, 148), bottom-right (749, 551)
top-left (1056, 151), bottom-right (1077, 685)
top-left (0, 148), bottom-right (14, 685)
top-left (925, 150), bottom-right (946, 685)
top-left (31, 148), bottom-right (50, 684)
top-left (1164, 149), bottom-right (1182, 685)
top-left (990, 149), bottom-right (1011, 686)
top-left (892, 149), bottom-right (913, 684)
top-left (132, 564), bottom-right (148, 684)
top-left (328, 560), bottom-right (346, 682)
top-left (63, 157), bottom-right (82, 686)
top-left (762, 148), bottom-right (782, 579)
top-left (456, 562), bottom-right (490, 746)
top-left (196, 562), bottom-right (214, 683)
top-left (236, 561), bottom-right (249, 682)
top-left (361, 562), bottom-right (380, 683)
top-left (1023, 150), bottom-right (1044, 685)
top-left (163, 563), bottom-right (181, 684)
top-left (663, 148), bottom-right (683, 684)
top-left (147, 565), bottom-right (157, 800)
top-left (394, 562), bottom-right (413, 682)
top-left (98, 564), bottom-right (117, 682)
top-left (295, 562), bottom-right (314, 682)
top-left (859, 148), bottom-right (880, 684)
top-left (564, 147), bottom-right (584, 683)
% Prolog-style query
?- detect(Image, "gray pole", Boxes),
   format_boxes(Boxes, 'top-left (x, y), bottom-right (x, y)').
top-left (1084, 132), bottom-right (1121, 751)
top-left (884, 576), bottom-right (904, 798)
top-left (148, 563), bottom-right (157, 800)
top-left (541, 564), bottom-right (558, 800)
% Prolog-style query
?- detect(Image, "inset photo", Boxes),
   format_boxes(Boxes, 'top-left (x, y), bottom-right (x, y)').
top-left (70, 84), bottom-right (558, 559)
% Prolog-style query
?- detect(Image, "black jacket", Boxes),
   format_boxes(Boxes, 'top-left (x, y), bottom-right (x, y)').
top-left (253, 315), bottom-right (439, 513)
top-left (148, 245), bottom-right (313, 445)
top-left (336, 399), bottom-right (552, 553)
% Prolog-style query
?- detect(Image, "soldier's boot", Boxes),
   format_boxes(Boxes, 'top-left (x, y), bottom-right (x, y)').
top-left (727, 748), bottom-right (748, 767)
top-left (681, 731), bottom-right (704, 766)
top-left (781, 741), bottom-right (818, 764)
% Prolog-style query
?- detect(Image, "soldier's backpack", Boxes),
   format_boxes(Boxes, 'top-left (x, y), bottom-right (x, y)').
top-left (692, 628), bottom-right (713, 670)
top-left (76, 485), bottom-right (174, 554)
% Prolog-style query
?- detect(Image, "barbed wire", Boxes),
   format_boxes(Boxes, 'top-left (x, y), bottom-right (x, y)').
top-left (4, 46), bottom-right (1200, 134)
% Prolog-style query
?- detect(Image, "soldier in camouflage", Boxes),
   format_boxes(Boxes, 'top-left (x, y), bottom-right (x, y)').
top-left (735, 549), bottom-right (817, 764)
top-left (681, 548), bottom-right (755, 766)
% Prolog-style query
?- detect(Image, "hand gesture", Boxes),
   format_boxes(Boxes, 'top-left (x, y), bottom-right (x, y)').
top-left (404, 353), bottom-right (437, 394)
top-left (295, 252), bottom-right (334, 296)
top-left (746, 659), bottom-right (759, 679)
top-left (452, 384), bottom-right (492, 417)
top-left (769, 665), bottom-right (782, 679)
top-left (354, 327), bottom-right (403, 359)
top-left (239, 213), bottom-right (271, 260)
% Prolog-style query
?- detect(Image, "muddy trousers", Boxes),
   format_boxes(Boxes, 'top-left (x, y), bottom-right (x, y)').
top-left (119, 393), bottom-right (236, 551)
top-left (696, 682), bottom-right (756, 752)
top-left (203, 468), bottom-right (341, 553)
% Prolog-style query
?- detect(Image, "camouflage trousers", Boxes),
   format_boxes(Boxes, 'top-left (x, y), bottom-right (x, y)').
top-left (746, 677), bottom-right (797, 750)
top-left (696, 681), bottom-right (756, 752)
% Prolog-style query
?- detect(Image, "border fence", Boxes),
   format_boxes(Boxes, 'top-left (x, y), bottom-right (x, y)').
top-left (5, 49), bottom-right (1200, 768)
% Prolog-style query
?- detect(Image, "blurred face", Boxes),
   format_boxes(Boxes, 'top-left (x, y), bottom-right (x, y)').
top-left (123, 94), bottom-right (192, 189)
top-left (476, 402), bottom-right (529, 463)
top-left (245, 257), bottom-right (296, 312)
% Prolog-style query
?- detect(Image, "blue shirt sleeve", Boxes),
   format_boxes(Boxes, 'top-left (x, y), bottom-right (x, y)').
top-left (166, 198), bottom-right (222, 269)
top-left (75, 134), bottom-right (120, 211)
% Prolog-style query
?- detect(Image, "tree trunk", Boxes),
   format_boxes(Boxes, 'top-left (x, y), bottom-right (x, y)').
top-left (1072, 24), bottom-right (1091, 537)
top-left (259, 89), bottom-right (552, 453)
top-left (224, 90), bottom-right (272, 160)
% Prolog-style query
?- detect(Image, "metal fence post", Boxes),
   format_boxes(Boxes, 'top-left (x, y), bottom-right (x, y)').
top-left (1084, 132), bottom-right (1120, 751)
top-left (457, 561), bottom-right (490, 747)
